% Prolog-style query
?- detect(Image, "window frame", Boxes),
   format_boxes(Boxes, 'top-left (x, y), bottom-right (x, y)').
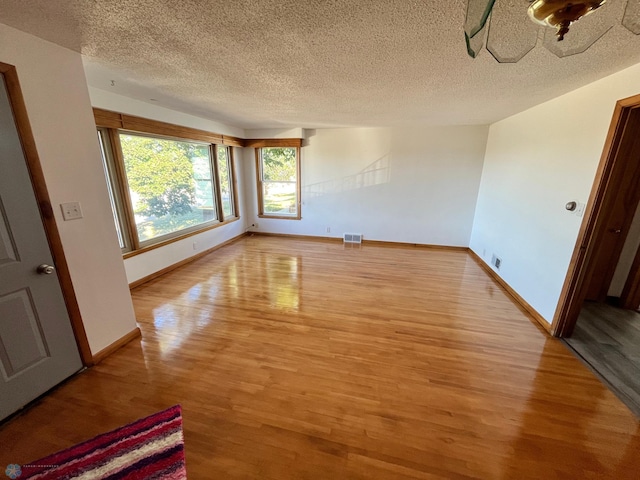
top-left (94, 109), bottom-right (241, 258)
top-left (254, 142), bottom-right (302, 220)
top-left (97, 127), bottom-right (132, 253)
top-left (215, 144), bottom-right (239, 220)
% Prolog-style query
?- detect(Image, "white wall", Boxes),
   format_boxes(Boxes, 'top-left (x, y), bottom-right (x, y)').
top-left (88, 88), bottom-right (248, 284)
top-left (0, 24), bottom-right (137, 354)
top-left (470, 62), bottom-right (640, 323)
top-left (244, 126), bottom-right (489, 246)
top-left (88, 86), bottom-right (244, 138)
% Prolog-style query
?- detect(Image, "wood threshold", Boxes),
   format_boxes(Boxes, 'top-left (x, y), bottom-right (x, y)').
top-left (1, 63), bottom-right (94, 367)
top-left (468, 249), bottom-right (552, 334)
top-left (129, 232), bottom-right (248, 289)
top-left (92, 327), bottom-right (141, 364)
top-left (123, 217), bottom-right (240, 259)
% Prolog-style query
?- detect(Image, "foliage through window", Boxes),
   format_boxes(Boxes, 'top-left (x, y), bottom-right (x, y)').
top-left (96, 121), bottom-right (238, 255)
top-left (217, 145), bottom-right (235, 218)
top-left (257, 147), bottom-right (300, 218)
top-left (120, 133), bottom-right (216, 243)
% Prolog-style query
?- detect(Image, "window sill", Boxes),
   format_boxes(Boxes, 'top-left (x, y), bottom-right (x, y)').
top-left (122, 216), bottom-right (240, 259)
top-left (258, 214), bottom-right (301, 220)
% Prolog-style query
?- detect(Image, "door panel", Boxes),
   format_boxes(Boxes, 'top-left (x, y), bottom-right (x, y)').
top-left (0, 72), bottom-right (82, 420)
top-left (584, 113), bottom-right (640, 302)
top-left (0, 289), bottom-right (49, 378)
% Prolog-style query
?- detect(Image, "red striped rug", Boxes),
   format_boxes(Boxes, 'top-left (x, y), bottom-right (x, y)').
top-left (20, 405), bottom-right (186, 479)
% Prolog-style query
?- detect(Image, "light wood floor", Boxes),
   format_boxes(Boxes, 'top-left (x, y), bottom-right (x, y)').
top-left (565, 302), bottom-right (640, 417)
top-left (1, 236), bottom-right (639, 479)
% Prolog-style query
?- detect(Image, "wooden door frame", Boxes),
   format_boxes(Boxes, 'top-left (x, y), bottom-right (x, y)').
top-left (0, 62), bottom-right (93, 366)
top-left (552, 93), bottom-right (640, 337)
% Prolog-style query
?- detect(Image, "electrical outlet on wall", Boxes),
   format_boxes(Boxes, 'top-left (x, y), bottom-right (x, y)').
top-left (60, 202), bottom-right (83, 221)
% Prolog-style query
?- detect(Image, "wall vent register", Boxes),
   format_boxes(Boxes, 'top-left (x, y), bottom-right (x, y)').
top-left (344, 233), bottom-right (363, 244)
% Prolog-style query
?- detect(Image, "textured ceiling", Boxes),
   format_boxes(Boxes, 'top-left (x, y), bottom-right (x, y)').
top-left (1, 0), bottom-right (640, 129)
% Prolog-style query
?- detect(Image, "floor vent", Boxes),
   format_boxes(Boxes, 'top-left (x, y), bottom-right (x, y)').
top-left (343, 233), bottom-right (363, 244)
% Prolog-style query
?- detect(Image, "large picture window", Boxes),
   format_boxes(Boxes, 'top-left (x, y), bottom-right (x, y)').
top-left (120, 133), bottom-right (217, 244)
top-left (256, 146), bottom-right (301, 219)
top-left (95, 110), bottom-right (240, 256)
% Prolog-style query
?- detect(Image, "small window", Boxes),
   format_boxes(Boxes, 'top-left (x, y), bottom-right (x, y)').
top-left (217, 145), bottom-right (235, 219)
top-left (256, 146), bottom-right (300, 219)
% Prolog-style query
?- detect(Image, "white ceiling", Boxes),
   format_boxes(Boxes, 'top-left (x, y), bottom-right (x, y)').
top-left (1, 0), bottom-right (639, 129)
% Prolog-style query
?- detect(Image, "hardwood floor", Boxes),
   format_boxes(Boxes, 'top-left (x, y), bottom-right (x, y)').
top-left (565, 301), bottom-right (640, 417)
top-left (1, 236), bottom-right (639, 479)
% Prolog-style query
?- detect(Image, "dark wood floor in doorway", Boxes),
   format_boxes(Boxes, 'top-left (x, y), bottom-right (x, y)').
top-left (565, 302), bottom-right (640, 417)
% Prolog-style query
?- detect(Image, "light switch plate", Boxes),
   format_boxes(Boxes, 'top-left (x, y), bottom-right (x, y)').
top-left (575, 202), bottom-right (586, 217)
top-left (61, 202), bottom-right (83, 221)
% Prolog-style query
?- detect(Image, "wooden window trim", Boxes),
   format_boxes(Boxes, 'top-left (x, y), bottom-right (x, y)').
top-left (93, 108), bottom-right (247, 147)
top-left (106, 128), bottom-right (140, 251)
top-left (230, 147), bottom-right (240, 218)
top-left (222, 135), bottom-right (245, 147)
top-left (211, 144), bottom-right (224, 222)
top-left (216, 145), bottom-right (239, 220)
top-left (93, 108), bottom-right (242, 256)
top-left (122, 217), bottom-right (240, 259)
top-left (246, 138), bottom-right (302, 148)
top-left (255, 145), bottom-right (302, 220)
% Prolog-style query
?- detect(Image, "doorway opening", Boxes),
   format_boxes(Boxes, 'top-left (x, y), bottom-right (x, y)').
top-left (553, 93), bottom-right (640, 415)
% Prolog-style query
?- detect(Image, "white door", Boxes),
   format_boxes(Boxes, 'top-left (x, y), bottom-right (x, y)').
top-left (0, 72), bottom-right (82, 420)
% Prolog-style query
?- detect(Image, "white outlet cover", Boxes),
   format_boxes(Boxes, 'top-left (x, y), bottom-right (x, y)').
top-left (60, 202), bottom-right (83, 221)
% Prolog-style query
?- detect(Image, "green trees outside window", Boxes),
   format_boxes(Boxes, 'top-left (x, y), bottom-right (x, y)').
top-left (259, 147), bottom-right (299, 217)
top-left (97, 124), bottom-right (238, 253)
top-left (120, 134), bottom-right (216, 243)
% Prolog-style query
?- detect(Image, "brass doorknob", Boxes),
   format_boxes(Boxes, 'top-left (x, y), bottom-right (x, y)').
top-left (37, 264), bottom-right (55, 275)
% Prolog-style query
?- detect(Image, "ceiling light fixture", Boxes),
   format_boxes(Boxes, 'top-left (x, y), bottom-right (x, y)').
top-left (464, 0), bottom-right (640, 62)
top-left (528, 0), bottom-right (607, 41)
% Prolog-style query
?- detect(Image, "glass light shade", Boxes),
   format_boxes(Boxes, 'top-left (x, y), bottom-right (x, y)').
top-left (623, 0), bottom-right (640, 34)
top-left (486, 0), bottom-right (539, 63)
top-left (528, 0), bottom-right (607, 40)
top-left (464, 0), bottom-right (496, 57)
